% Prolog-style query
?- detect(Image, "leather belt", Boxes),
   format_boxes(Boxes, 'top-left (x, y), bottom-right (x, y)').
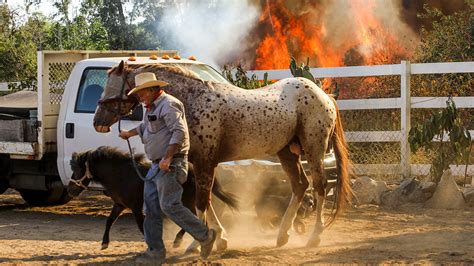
top-left (153, 153), bottom-right (186, 164)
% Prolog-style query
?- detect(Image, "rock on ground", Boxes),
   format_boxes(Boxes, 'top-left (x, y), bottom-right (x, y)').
top-left (352, 176), bottom-right (388, 205)
top-left (425, 170), bottom-right (466, 209)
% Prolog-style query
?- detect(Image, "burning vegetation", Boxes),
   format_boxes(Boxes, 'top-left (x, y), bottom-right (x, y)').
top-left (244, 0), bottom-right (469, 70)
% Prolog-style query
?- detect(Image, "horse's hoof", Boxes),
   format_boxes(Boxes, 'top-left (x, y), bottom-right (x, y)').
top-left (306, 237), bottom-right (321, 248)
top-left (276, 233), bottom-right (290, 247)
top-left (216, 238), bottom-right (228, 251)
top-left (101, 243), bottom-right (109, 250)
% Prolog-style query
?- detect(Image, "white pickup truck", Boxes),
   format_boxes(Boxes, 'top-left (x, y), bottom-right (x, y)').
top-left (0, 50), bottom-right (337, 206)
top-left (0, 50), bottom-right (232, 205)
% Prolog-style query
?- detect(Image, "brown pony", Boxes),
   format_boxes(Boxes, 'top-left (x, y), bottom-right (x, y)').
top-left (67, 146), bottom-right (238, 250)
top-left (93, 61), bottom-right (352, 249)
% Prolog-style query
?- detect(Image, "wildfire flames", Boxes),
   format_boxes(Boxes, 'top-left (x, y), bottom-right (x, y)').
top-left (253, 0), bottom-right (416, 70)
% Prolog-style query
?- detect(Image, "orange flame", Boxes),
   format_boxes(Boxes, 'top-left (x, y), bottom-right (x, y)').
top-left (254, 0), bottom-right (413, 70)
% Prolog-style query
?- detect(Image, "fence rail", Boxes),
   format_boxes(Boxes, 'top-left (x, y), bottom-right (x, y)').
top-left (248, 61), bottom-right (474, 180)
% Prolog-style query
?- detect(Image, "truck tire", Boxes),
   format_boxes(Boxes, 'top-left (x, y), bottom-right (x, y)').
top-left (18, 181), bottom-right (71, 206)
top-left (0, 179), bottom-right (8, 194)
top-left (0, 156), bottom-right (10, 194)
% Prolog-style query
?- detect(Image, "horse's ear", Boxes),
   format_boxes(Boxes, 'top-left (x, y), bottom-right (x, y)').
top-left (116, 60), bottom-right (125, 75)
top-left (70, 152), bottom-right (78, 166)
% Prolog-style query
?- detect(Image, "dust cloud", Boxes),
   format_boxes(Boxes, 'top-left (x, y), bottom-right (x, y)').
top-left (164, 164), bottom-right (317, 250)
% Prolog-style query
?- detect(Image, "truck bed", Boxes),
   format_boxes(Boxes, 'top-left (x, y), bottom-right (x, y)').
top-left (0, 90), bottom-right (38, 143)
top-left (0, 90), bottom-right (37, 119)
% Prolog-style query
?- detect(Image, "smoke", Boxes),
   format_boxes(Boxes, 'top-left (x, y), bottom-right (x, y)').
top-left (156, 0), bottom-right (468, 69)
top-left (157, 0), bottom-right (259, 68)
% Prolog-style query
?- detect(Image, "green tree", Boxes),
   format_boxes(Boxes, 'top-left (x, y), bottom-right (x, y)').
top-left (99, 0), bottom-right (129, 49)
top-left (412, 3), bottom-right (473, 97)
top-left (415, 3), bottom-right (473, 63)
top-left (0, 4), bottom-right (39, 90)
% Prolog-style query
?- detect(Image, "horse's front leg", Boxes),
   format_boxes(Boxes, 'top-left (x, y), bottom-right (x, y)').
top-left (207, 202), bottom-right (228, 251)
top-left (276, 146), bottom-right (309, 247)
top-left (185, 204), bottom-right (227, 253)
top-left (184, 165), bottom-right (218, 254)
top-left (102, 203), bottom-right (125, 250)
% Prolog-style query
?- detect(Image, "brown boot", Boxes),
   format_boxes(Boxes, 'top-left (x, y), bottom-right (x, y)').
top-left (199, 229), bottom-right (216, 259)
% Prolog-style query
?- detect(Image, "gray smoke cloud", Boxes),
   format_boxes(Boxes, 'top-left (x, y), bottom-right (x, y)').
top-left (157, 0), bottom-right (259, 68)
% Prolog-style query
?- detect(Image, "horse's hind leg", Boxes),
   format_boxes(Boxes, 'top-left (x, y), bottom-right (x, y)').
top-left (102, 203), bottom-right (125, 250)
top-left (276, 145), bottom-right (309, 247)
top-left (304, 145), bottom-right (328, 247)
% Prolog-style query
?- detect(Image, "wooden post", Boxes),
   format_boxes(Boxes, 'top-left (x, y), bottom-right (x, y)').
top-left (400, 61), bottom-right (411, 178)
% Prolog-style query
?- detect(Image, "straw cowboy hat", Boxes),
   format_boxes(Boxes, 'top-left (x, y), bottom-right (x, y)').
top-left (127, 72), bottom-right (169, 96)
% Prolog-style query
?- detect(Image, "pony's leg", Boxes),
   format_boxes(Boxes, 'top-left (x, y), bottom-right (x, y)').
top-left (132, 208), bottom-right (144, 234)
top-left (276, 145), bottom-right (309, 247)
top-left (102, 203), bottom-right (125, 250)
top-left (173, 229), bottom-right (186, 248)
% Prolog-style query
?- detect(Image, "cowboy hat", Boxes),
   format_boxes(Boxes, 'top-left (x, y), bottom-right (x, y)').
top-left (127, 72), bottom-right (169, 96)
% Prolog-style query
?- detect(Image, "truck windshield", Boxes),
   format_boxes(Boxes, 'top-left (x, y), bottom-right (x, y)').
top-left (75, 63), bottom-right (229, 114)
top-left (181, 64), bottom-right (230, 84)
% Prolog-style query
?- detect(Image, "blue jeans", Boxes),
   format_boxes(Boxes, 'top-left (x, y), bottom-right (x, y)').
top-left (143, 157), bottom-right (208, 256)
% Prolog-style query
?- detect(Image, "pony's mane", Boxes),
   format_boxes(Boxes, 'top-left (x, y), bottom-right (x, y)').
top-left (71, 146), bottom-right (149, 169)
top-left (109, 63), bottom-right (202, 82)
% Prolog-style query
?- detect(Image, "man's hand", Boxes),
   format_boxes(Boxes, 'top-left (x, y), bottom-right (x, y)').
top-left (159, 157), bottom-right (172, 171)
top-left (119, 130), bottom-right (132, 140)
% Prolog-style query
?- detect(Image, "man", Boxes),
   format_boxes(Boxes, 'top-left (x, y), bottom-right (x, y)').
top-left (119, 72), bottom-right (216, 263)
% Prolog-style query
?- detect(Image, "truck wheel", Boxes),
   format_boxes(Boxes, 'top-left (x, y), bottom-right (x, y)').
top-left (18, 181), bottom-right (71, 206)
top-left (0, 179), bottom-right (8, 194)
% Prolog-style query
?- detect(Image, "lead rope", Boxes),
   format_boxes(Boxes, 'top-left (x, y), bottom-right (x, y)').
top-left (117, 74), bottom-right (148, 182)
top-left (71, 161), bottom-right (93, 190)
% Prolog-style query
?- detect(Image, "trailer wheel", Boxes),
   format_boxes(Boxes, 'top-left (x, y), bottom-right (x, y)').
top-left (18, 181), bottom-right (71, 206)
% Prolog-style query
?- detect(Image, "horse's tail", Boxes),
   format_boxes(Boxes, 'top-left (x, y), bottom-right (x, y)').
top-left (212, 179), bottom-right (239, 211)
top-left (325, 97), bottom-right (354, 227)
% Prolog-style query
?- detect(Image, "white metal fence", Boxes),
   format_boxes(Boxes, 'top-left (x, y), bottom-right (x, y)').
top-left (248, 61), bottom-right (474, 180)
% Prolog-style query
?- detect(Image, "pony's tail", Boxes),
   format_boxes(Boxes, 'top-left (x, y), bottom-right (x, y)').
top-left (325, 97), bottom-right (354, 227)
top-left (212, 179), bottom-right (239, 212)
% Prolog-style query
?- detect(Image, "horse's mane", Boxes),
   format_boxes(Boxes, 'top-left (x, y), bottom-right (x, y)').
top-left (70, 146), bottom-right (150, 170)
top-left (109, 63), bottom-right (202, 82)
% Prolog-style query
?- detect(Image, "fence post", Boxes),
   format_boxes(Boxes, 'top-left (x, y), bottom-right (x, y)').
top-left (400, 61), bottom-right (411, 178)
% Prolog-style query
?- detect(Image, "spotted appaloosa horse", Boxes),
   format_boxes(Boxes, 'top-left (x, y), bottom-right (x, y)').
top-left (93, 61), bottom-right (352, 249)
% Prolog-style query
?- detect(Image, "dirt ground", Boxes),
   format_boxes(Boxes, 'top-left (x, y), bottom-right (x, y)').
top-left (0, 188), bottom-right (473, 265)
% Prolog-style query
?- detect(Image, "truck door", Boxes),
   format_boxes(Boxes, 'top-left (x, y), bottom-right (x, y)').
top-left (58, 66), bottom-right (145, 186)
